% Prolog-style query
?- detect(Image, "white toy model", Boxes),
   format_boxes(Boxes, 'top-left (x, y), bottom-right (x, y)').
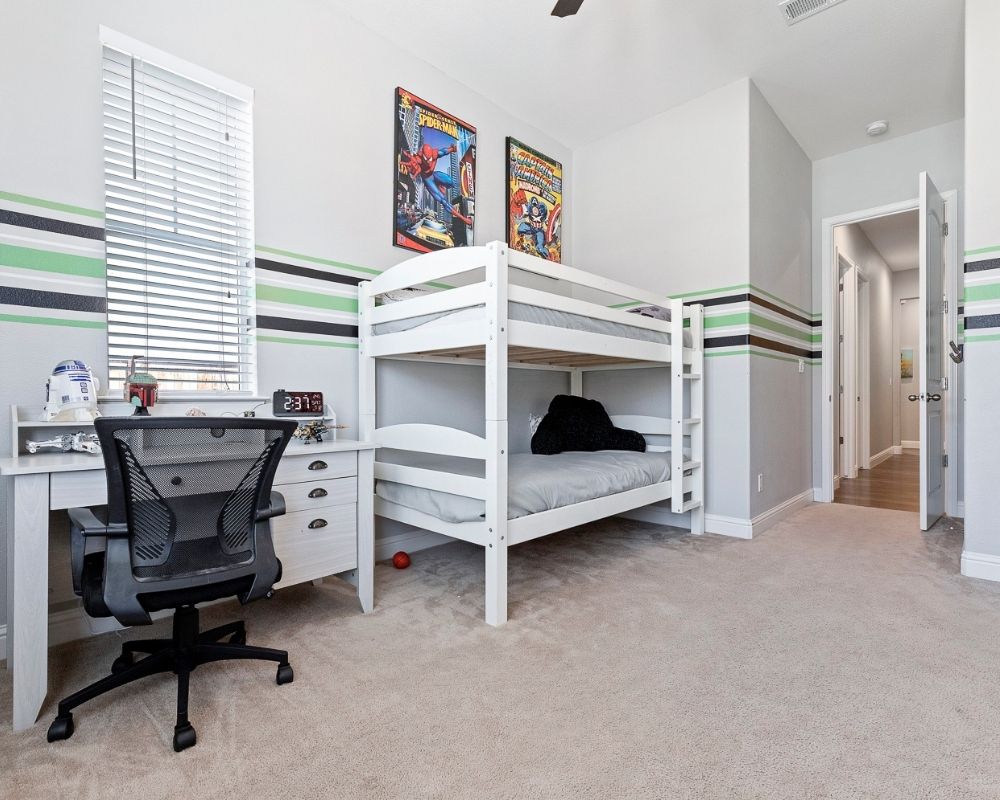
top-left (42, 360), bottom-right (101, 422)
top-left (26, 432), bottom-right (101, 455)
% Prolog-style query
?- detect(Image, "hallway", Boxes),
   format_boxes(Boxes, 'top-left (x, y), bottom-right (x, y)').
top-left (835, 452), bottom-right (919, 513)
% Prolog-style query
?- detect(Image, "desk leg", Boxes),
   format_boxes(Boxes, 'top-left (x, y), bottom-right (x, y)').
top-left (357, 449), bottom-right (374, 614)
top-left (11, 473), bottom-right (49, 732)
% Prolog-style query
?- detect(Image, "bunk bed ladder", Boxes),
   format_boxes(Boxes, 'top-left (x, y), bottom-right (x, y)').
top-left (670, 299), bottom-right (705, 534)
top-left (484, 242), bottom-right (510, 626)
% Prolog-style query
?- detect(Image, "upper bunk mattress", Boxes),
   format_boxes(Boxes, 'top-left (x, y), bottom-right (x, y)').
top-left (374, 302), bottom-right (693, 347)
top-left (375, 449), bottom-right (691, 524)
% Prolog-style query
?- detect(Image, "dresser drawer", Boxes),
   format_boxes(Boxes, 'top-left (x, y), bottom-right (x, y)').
top-left (50, 470), bottom-right (107, 510)
top-left (275, 450), bottom-right (356, 485)
top-left (271, 504), bottom-right (357, 588)
top-left (279, 477), bottom-right (356, 513)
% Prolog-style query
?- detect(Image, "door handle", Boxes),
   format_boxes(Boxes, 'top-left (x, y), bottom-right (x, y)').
top-left (308, 487), bottom-right (328, 499)
top-left (907, 394), bottom-right (921, 402)
top-left (927, 393), bottom-right (942, 402)
top-left (308, 460), bottom-right (328, 471)
top-left (308, 518), bottom-right (328, 529)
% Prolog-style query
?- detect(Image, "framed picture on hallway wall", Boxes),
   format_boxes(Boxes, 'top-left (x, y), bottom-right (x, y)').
top-left (393, 87), bottom-right (476, 253)
top-left (506, 137), bottom-right (563, 264)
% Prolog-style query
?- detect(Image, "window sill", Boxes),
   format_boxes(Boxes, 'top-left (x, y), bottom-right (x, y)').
top-left (98, 394), bottom-right (268, 404)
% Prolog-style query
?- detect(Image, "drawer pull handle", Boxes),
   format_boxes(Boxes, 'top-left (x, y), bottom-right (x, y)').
top-left (308, 487), bottom-right (328, 499)
top-left (308, 460), bottom-right (328, 471)
top-left (308, 518), bottom-right (328, 530)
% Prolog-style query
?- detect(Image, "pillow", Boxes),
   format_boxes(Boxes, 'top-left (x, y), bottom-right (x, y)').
top-left (627, 304), bottom-right (671, 321)
top-left (530, 395), bottom-right (646, 455)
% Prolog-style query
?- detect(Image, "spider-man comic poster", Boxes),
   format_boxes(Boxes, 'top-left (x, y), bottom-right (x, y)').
top-left (394, 88), bottom-right (476, 253)
top-left (506, 137), bottom-right (562, 264)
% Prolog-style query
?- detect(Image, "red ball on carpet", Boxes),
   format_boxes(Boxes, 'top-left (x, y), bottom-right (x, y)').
top-left (392, 551), bottom-right (411, 569)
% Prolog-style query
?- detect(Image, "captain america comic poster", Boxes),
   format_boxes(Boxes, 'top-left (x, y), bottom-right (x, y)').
top-left (506, 137), bottom-right (563, 264)
top-left (394, 87), bottom-right (476, 253)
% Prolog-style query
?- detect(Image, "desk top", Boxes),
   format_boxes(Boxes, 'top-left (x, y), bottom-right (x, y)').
top-left (0, 438), bottom-right (374, 476)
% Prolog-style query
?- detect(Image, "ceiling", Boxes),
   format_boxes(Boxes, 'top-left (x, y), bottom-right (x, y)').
top-left (324, 0), bottom-right (964, 159)
top-left (859, 210), bottom-right (918, 272)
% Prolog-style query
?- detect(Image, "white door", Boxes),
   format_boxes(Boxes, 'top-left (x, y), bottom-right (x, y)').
top-left (919, 172), bottom-right (946, 530)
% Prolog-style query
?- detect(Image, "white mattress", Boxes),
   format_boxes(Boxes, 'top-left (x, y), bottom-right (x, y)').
top-left (374, 301), bottom-right (693, 347)
top-left (376, 448), bottom-right (692, 524)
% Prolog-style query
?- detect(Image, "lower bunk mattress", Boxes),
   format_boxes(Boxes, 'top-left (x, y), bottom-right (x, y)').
top-left (375, 449), bottom-right (691, 524)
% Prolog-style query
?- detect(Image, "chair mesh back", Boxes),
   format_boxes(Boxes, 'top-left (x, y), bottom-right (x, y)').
top-left (110, 424), bottom-right (286, 580)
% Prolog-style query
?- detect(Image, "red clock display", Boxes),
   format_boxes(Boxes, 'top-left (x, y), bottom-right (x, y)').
top-left (272, 390), bottom-right (324, 417)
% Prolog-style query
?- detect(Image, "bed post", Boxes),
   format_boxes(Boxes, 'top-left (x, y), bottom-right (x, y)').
top-left (670, 298), bottom-right (686, 517)
top-left (569, 369), bottom-right (583, 396)
top-left (484, 241), bottom-right (509, 626)
top-left (358, 281), bottom-right (376, 443)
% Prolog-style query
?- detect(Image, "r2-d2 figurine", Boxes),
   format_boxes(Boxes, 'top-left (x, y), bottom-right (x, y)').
top-left (42, 360), bottom-right (101, 422)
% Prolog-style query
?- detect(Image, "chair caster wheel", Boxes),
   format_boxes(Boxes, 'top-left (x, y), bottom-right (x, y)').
top-left (173, 723), bottom-right (197, 752)
top-left (111, 653), bottom-right (133, 674)
top-left (229, 630), bottom-right (246, 645)
top-left (47, 713), bottom-right (74, 742)
top-left (276, 663), bottom-right (294, 685)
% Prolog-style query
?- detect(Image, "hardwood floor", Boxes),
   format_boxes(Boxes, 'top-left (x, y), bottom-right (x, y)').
top-left (834, 452), bottom-right (919, 512)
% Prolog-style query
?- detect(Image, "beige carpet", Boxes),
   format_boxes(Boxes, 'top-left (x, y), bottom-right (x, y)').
top-left (2, 503), bottom-right (1000, 799)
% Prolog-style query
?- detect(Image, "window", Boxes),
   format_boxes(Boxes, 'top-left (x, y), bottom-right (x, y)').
top-left (102, 31), bottom-right (255, 394)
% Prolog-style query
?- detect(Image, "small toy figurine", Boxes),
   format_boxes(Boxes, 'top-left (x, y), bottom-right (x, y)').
top-left (42, 360), bottom-right (101, 422)
top-left (293, 420), bottom-right (330, 444)
top-left (26, 431), bottom-right (101, 455)
top-left (124, 355), bottom-right (158, 416)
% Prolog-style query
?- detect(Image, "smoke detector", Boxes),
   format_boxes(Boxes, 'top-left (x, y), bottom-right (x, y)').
top-left (866, 120), bottom-right (889, 137)
top-left (779, 0), bottom-right (848, 25)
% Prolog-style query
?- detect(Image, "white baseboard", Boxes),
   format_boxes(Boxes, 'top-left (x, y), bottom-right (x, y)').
top-left (869, 446), bottom-right (894, 468)
top-left (961, 550), bottom-right (1000, 582)
top-left (750, 489), bottom-right (815, 536)
top-left (901, 440), bottom-right (919, 450)
top-left (892, 445), bottom-right (903, 455)
top-left (956, 501), bottom-right (965, 518)
top-left (834, 475), bottom-right (841, 490)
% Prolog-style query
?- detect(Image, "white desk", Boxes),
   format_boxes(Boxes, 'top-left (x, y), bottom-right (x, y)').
top-left (1, 438), bottom-right (375, 732)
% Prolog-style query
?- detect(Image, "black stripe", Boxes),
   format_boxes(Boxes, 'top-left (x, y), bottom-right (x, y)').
top-left (0, 209), bottom-right (105, 241)
top-left (0, 285), bottom-right (106, 313)
top-left (684, 292), bottom-right (813, 327)
top-left (255, 258), bottom-right (362, 287)
top-left (958, 306), bottom-right (965, 315)
top-left (965, 314), bottom-right (1000, 330)
top-left (704, 333), bottom-right (819, 360)
top-left (809, 318), bottom-right (822, 327)
top-left (256, 315), bottom-right (358, 338)
top-left (965, 257), bottom-right (1000, 273)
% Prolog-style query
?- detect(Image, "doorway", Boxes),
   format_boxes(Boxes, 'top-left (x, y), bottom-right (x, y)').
top-left (820, 175), bottom-right (960, 529)
top-left (833, 211), bottom-right (918, 512)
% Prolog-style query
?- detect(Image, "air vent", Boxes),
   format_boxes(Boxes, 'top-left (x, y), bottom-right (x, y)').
top-left (779, 0), bottom-right (847, 25)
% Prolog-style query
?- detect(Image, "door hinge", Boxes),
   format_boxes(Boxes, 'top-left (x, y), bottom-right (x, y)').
top-left (942, 376), bottom-right (949, 391)
top-left (839, 334), bottom-right (844, 343)
top-left (839, 436), bottom-right (844, 445)
top-left (943, 454), bottom-right (949, 468)
top-left (942, 222), bottom-right (950, 237)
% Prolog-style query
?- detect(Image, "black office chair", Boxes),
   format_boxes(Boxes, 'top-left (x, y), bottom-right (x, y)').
top-left (47, 417), bottom-right (298, 752)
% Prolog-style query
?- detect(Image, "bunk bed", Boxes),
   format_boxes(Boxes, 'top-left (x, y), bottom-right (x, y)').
top-left (358, 241), bottom-right (704, 625)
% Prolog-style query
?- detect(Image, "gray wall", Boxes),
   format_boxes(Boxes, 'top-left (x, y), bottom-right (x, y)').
top-left (747, 84), bottom-right (813, 517)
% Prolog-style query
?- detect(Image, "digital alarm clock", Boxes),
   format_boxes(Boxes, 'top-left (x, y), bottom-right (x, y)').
top-left (272, 389), bottom-right (325, 417)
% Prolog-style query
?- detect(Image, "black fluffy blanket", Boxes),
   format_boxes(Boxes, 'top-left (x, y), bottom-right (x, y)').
top-left (530, 395), bottom-right (646, 455)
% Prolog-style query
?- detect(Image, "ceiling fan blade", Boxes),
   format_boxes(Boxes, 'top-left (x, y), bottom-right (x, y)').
top-left (551, 0), bottom-right (584, 17)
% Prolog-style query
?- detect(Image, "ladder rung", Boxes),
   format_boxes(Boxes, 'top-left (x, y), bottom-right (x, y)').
top-left (680, 499), bottom-right (702, 512)
top-left (672, 460), bottom-right (702, 471)
top-left (683, 373), bottom-right (701, 380)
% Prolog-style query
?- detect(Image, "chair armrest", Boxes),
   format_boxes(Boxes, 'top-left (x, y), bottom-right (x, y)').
top-left (68, 507), bottom-right (109, 537)
top-left (256, 491), bottom-right (286, 522)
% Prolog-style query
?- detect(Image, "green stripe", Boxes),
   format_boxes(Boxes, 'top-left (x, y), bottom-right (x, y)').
top-left (963, 283), bottom-right (1000, 302)
top-left (964, 333), bottom-right (1000, 343)
top-left (811, 332), bottom-right (822, 343)
top-left (0, 313), bottom-right (106, 329)
top-left (0, 243), bottom-right (105, 278)
top-left (257, 334), bottom-right (358, 348)
top-left (705, 348), bottom-right (819, 364)
top-left (255, 245), bottom-right (380, 276)
top-left (671, 283), bottom-right (749, 300)
top-left (703, 311), bottom-right (811, 342)
top-left (965, 245), bottom-right (1000, 257)
top-left (0, 190), bottom-right (103, 219)
top-left (256, 283), bottom-right (358, 312)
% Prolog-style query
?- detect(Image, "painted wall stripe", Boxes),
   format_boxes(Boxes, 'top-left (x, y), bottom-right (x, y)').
top-left (257, 334), bottom-right (358, 349)
top-left (0, 312), bottom-right (106, 329)
top-left (255, 283), bottom-right (358, 313)
top-left (256, 314), bottom-right (358, 339)
top-left (964, 283), bottom-right (1000, 302)
top-left (0, 209), bottom-right (105, 241)
top-left (965, 245), bottom-right (1000, 257)
top-left (965, 314), bottom-right (1000, 330)
top-left (965, 257), bottom-right (1000, 273)
top-left (256, 257), bottom-right (362, 287)
top-left (0, 286), bottom-right (107, 314)
top-left (255, 245), bottom-right (380, 276)
top-left (0, 190), bottom-right (103, 220)
top-left (0, 243), bottom-right (105, 278)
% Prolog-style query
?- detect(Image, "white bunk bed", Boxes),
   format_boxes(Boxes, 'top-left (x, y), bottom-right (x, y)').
top-left (358, 241), bottom-right (704, 625)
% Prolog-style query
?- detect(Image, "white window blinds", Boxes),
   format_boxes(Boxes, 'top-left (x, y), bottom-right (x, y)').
top-left (102, 43), bottom-right (255, 394)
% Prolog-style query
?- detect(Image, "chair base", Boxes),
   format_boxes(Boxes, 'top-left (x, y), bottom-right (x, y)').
top-left (47, 605), bottom-right (292, 751)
